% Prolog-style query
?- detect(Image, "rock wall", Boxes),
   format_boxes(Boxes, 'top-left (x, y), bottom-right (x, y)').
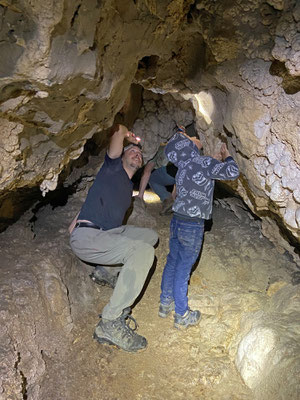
top-left (0, 1), bottom-right (299, 251)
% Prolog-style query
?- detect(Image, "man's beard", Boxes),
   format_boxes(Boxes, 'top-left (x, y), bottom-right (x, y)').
top-left (130, 162), bottom-right (140, 172)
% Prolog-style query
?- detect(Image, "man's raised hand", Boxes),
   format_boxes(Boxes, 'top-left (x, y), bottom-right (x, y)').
top-left (126, 130), bottom-right (141, 145)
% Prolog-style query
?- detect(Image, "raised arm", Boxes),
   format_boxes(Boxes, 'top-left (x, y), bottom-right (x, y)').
top-left (201, 143), bottom-right (239, 181)
top-left (220, 143), bottom-right (231, 160)
top-left (137, 161), bottom-right (155, 199)
top-left (165, 129), bottom-right (205, 168)
top-left (108, 124), bottom-right (140, 159)
top-left (166, 130), bottom-right (239, 181)
top-left (213, 143), bottom-right (231, 161)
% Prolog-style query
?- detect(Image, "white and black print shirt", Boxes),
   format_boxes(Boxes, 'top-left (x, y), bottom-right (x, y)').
top-left (165, 131), bottom-right (240, 220)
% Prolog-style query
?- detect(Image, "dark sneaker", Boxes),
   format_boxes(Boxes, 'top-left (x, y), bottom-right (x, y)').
top-left (90, 266), bottom-right (118, 289)
top-left (94, 309), bottom-right (147, 352)
top-left (159, 197), bottom-right (174, 216)
top-left (158, 301), bottom-right (175, 318)
top-left (174, 309), bottom-right (201, 330)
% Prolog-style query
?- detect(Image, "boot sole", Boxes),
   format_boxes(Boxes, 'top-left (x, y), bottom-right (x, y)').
top-left (89, 274), bottom-right (115, 289)
top-left (159, 208), bottom-right (173, 216)
top-left (174, 315), bottom-right (201, 330)
top-left (158, 311), bottom-right (170, 318)
top-left (158, 302), bottom-right (175, 318)
top-left (93, 333), bottom-right (147, 353)
top-left (159, 202), bottom-right (174, 215)
top-left (158, 310), bottom-right (174, 318)
top-left (174, 320), bottom-right (200, 330)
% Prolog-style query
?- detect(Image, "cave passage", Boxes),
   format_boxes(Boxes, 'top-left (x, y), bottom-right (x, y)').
top-left (1, 0), bottom-right (300, 398)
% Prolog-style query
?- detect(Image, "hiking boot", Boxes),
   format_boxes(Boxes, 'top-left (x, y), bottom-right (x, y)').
top-left (159, 197), bottom-right (174, 216)
top-left (90, 266), bottom-right (118, 289)
top-left (158, 301), bottom-right (175, 318)
top-left (174, 309), bottom-right (201, 330)
top-left (94, 309), bottom-right (147, 352)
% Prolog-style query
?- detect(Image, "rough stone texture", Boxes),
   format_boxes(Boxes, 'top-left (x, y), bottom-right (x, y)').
top-left (0, 0), bottom-right (299, 259)
top-left (0, 0), bottom-right (198, 197)
top-left (272, 1), bottom-right (300, 76)
top-left (234, 285), bottom-right (300, 398)
top-left (213, 57), bottom-right (300, 258)
top-left (0, 196), bottom-right (101, 400)
top-left (127, 195), bottom-right (157, 229)
top-left (132, 90), bottom-right (195, 160)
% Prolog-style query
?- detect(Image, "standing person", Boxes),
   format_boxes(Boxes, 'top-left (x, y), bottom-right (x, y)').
top-left (137, 143), bottom-right (177, 215)
top-left (69, 124), bottom-right (158, 352)
top-left (158, 126), bottom-right (239, 329)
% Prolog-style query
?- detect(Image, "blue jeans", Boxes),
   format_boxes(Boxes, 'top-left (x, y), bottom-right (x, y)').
top-left (149, 166), bottom-right (175, 201)
top-left (160, 215), bottom-right (204, 315)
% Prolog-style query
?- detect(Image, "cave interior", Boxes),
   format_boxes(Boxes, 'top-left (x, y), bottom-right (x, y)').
top-left (0, 1), bottom-right (300, 399)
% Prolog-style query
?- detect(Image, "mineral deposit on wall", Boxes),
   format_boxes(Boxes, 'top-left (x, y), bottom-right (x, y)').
top-left (0, 2), bottom-right (299, 246)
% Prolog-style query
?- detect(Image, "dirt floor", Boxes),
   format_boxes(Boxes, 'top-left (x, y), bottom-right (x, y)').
top-left (1, 191), bottom-right (298, 400)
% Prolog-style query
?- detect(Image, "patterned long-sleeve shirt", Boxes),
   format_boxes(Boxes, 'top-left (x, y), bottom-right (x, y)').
top-left (165, 131), bottom-right (240, 220)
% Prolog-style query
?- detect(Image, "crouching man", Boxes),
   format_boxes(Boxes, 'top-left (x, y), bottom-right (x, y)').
top-left (69, 124), bottom-right (158, 352)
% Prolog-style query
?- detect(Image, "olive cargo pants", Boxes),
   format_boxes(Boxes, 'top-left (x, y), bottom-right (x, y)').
top-left (70, 225), bottom-right (158, 320)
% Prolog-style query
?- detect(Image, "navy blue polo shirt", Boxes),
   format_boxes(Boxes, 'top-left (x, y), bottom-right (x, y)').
top-left (78, 153), bottom-right (133, 230)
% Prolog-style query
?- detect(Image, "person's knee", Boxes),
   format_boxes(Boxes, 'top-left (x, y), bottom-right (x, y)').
top-left (137, 243), bottom-right (155, 270)
top-left (140, 241), bottom-right (155, 255)
top-left (144, 228), bottom-right (158, 246)
top-left (149, 175), bottom-right (153, 185)
top-left (149, 172), bottom-right (157, 185)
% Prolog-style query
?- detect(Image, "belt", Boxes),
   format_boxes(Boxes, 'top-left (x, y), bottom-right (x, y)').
top-left (75, 221), bottom-right (101, 230)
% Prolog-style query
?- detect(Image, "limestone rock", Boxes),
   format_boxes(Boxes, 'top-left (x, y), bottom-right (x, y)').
top-left (234, 285), bottom-right (300, 398)
top-left (126, 196), bottom-right (157, 229)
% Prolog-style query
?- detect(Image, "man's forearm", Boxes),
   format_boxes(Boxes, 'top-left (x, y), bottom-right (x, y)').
top-left (108, 124), bottom-right (128, 159)
top-left (68, 212), bottom-right (79, 234)
top-left (138, 171), bottom-right (151, 198)
top-left (171, 184), bottom-right (176, 199)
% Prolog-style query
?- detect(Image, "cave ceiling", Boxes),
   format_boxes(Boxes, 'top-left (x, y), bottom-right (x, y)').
top-left (0, 0), bottom-right (299, 260)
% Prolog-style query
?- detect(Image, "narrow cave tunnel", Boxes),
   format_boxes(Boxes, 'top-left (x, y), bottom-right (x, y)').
top-left (1, 1), bottom-right (300, 400)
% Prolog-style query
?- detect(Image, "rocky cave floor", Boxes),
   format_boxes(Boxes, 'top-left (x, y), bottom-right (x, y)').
top-left (1, 191), bottom-right (299, 400)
